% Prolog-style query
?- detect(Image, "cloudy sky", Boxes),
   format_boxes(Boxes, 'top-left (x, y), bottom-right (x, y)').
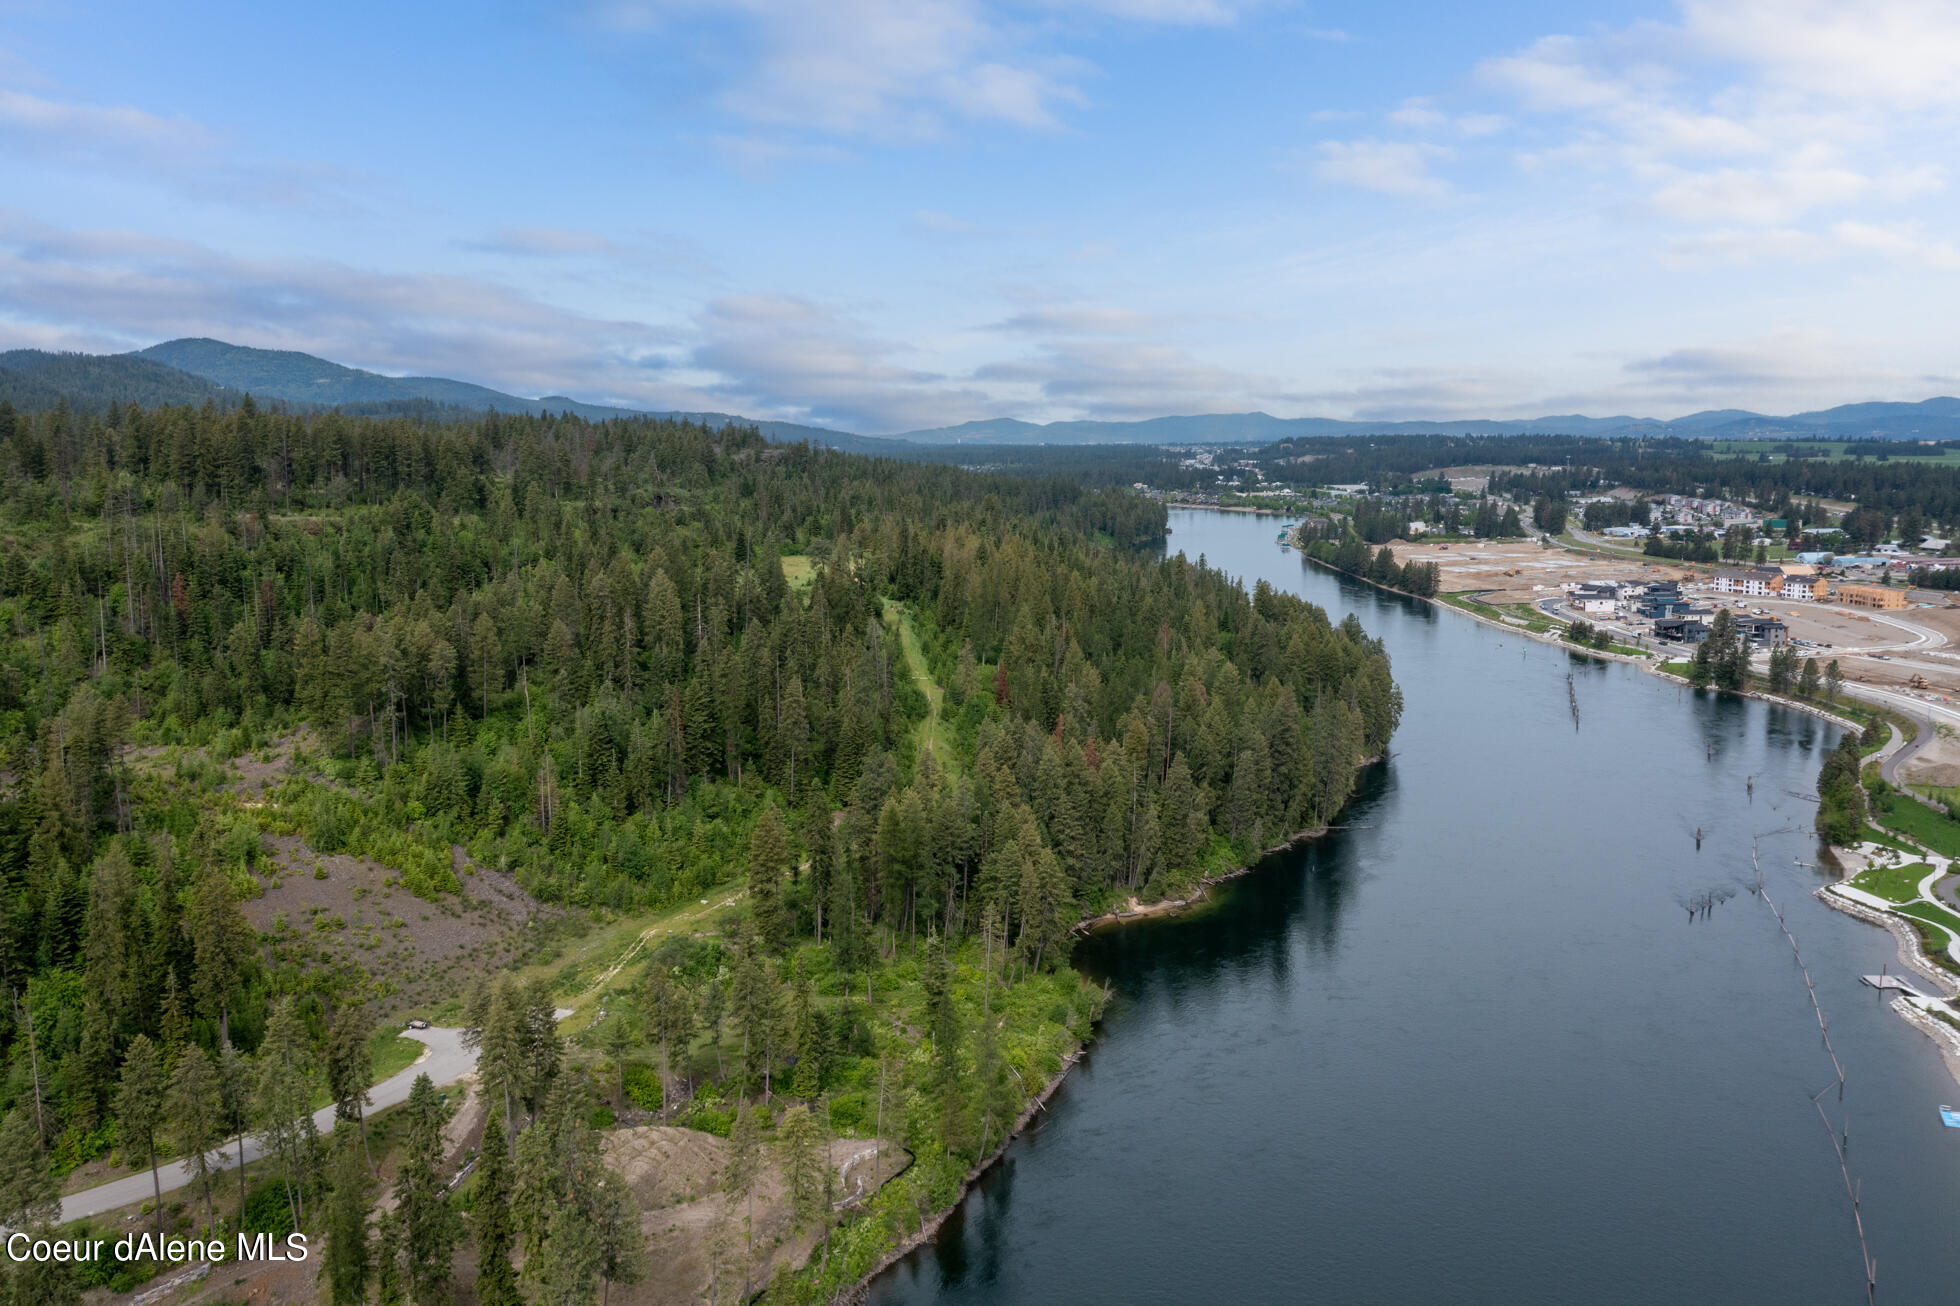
top-left (4, 0), bottom-right (1959, 431)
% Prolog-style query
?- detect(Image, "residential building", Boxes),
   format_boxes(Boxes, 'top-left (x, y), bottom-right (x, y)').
top-left (1637, 581), bottom-right (1692, 618)
top-left (1835, 583), bottom-right (1907, 610)
top-left (1572, 583), bottom-right (1620, 615)
top-left (1735, 615), bottom-right (1790, 648)
top-left (1653, 617), bottom-right (1709, 644)
top-left (1714, 568), bottom-right (1782, 598)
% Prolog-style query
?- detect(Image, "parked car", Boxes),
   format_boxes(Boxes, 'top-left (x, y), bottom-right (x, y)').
top-left (406, 1018), bottom-right (431, 1030)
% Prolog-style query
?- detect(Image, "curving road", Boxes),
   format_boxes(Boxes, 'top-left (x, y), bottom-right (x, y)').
top-left (59, 1027), bottom-right (476, 1224)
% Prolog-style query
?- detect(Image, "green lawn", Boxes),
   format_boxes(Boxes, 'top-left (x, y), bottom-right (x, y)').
top-left (371, 1031), bottom-right (425, 1081)
top-left (1847, 861), bottom-right (1935, 904)
top-left (1870, 793), bottom-right (1960, 859)
top-left (1441, 591), bottom-right (1555, 633)
top-left (1895, 900), bottom-right (1960, 940)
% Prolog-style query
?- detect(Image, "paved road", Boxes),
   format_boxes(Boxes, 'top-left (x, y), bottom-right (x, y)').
top-left (60, 1027), bottom-right (475, 1224)
top-left (1876, 703), bottom-right (1936, 789)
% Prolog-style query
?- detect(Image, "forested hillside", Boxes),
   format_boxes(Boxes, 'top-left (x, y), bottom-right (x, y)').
top-left (0, 351), bottom-right (238, 414)
top-left (0, 397), bottom-right (1397, 1301)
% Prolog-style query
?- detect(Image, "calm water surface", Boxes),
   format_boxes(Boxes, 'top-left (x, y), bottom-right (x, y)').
top-left (870, 508), bottom-right (1960, 1305)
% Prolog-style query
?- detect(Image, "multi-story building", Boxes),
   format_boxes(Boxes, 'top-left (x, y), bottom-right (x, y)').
top-left (1713, 568), bottom-right (1782, 598)
top-left (1835, 583), bottom-right (1907, 610)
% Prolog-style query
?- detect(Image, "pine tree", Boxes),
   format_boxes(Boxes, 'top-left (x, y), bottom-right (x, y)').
top-left (188, 867), bottom-right (252, 1046)
top-left (0, 1110), bottom-right (77, 1306)
top-left (324, 1005), bottom-right (375, 1168)
top-left (471, 1112), bottom-right (521, 1306)
top-left (395, 1075), bottom-right (459, 1306)
top-left (255, 997), bottom-right (320, 1229)
top-left (114, 1033), bottom-right (167, 1236)
top-left (774, 1103), bottom-right (825, 1233)
top-left (322, 1126), bottom-right (372, 1306)
top-left (747, 806), bottom-right (789, 953)
top-left (722, 1099), bottom-right (763, 1291)
top-left (593, 1168), bottom-right (646, 1306)
top-left (164, 1044), bottom-right (223, 1230)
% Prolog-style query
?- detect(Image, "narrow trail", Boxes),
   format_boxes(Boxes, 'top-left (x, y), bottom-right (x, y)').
top-left (884, 599), bottom-right (956, 776)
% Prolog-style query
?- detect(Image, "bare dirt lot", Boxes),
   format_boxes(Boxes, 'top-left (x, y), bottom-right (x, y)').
top-left (246, 838), bottom-right (559, 1012)
top-left (604, 1125), bottom-right (908, 1305)
top-left (1387, 536), bottom-right (1693, 606)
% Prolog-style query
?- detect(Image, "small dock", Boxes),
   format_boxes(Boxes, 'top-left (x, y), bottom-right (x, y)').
top-left (1862, 974), bottom-right (1935, 1001)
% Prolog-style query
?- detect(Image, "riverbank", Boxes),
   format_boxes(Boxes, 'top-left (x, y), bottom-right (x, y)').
top-left (847, 757), bottom-right (1384, 1303)
top-left (842, 1041), bottom-right (1091, 1304)
top-left (1814, 842), bottom-right (1960, 1091)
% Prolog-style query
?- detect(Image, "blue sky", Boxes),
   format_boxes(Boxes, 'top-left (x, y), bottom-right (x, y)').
top-left (3, 0), bottom-right (1958, 431)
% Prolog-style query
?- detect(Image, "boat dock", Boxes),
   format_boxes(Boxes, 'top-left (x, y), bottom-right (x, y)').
top-left (1862, 973), bottom-right (1936, 1001)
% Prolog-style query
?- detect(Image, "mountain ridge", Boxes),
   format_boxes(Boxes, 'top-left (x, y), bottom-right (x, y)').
top-left (8, 338), bottom-right (1960, 446)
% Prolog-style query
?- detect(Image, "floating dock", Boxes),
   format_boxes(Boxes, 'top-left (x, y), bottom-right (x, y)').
top-left (1862, 974), bottom-right (1934, 1001)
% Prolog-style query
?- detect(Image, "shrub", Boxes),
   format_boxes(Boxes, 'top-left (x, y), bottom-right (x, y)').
top-left (242, 1178), bottom-right (295, 1237)
top-left (622, 1063), bottom-right (663, 1112)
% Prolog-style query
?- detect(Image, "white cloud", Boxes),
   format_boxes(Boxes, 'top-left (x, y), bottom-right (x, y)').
top-left (0, 87), bottom-right (207, 152)
top-left (1387, 97), bottom-right (1446, 129)
top-left (687, 294), bottom-right (999, 430)
top-left (1311, 139), bottom-right (1452, 200)
top-left (1473, 0), bottom-right (1960, 265)
top-left (598, 0), bottom-right (1261, 143)
top-left (0, 212), bottom-right (682, 404)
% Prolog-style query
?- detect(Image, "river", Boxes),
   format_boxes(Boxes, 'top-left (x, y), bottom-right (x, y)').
top-left (870, 507), bottom-right (1960, 1305)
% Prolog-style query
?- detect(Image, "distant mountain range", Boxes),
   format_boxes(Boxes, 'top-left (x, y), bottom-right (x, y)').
top-left (889, 400), bottom-right (1960, 444)
top-left (6, 337), bottom-right (1960, 446)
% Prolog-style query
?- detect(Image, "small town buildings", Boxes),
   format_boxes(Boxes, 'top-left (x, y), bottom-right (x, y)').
top-left (1835, 583), bottom-right (1908, 610)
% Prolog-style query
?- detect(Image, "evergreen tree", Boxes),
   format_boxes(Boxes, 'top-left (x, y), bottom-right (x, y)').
top-left (471, 1112), bottom-right (521, 1306)
top-left (395, 1074), bottom-right (459, 1306)
top-left (722, 1099), bottom-right (763, 1291)
top-left (164, 1044), bottom-right (224, 1229)
top-left (324, 1005), bottom-right (375, 1168)
top-left (747, 806), bottom-right (789, 953)
top-left (114, 1033), bottom-right (167, 1236)
top-left (255, 997), bottom-right (320, 1229)
top-left (775, 1103), bottom-right (825, 1233)
top-left (322, 1126), bottom-right (372, 1306)
top-left (0, 1110), bottom-right (77, 1306)
top-left (593, 1168), bottom-right (646, 1306)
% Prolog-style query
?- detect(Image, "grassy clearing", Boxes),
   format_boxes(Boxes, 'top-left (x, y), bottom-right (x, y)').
top-left (883, 598), bottom-right (960, 777)
top-left (781, 553), bottom-right (816, 590)
top-left (1847, 861), bottom-right (1935, 904)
